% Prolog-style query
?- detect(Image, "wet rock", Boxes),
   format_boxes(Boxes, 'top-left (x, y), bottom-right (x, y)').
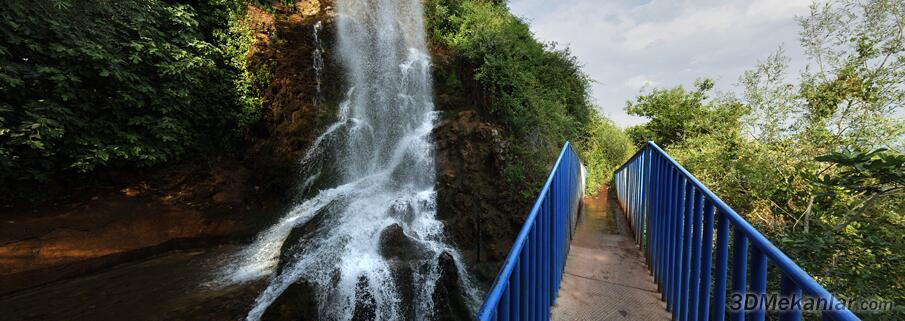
top-left (261, 279), bottom-right (318, 321)
top-left (352, 276), bottom-right (376, 321)
top-left (386, 259), bottom-right (416, 319)
top-left (377, 224), bottom-right (426, 319)
top-left (277, 213), bottom-right (327, 274)
top-left (387, 200), bottom-right (416, 226)
top-left (432, 252), bottom-right (471, 321)
top-left (378, 224), bottom-right (423, 261)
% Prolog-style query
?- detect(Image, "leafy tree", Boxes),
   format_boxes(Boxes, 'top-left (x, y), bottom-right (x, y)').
top-left (628, 0), bottom-right (905, 313)
top-left (739, 48), bottom-right (798, 144)
top-left (577, 114), bottom-right (633, 194)
top-left (624, 79), bottom-right (747, 147)
top-left (426, 0), bottom-right (629, 195)
top-left (796, 0), bottom-right (905, 153)
top-left (812, 149), bottom-right (904, 231)
top-left (0, 0), bottom-right (257, 199)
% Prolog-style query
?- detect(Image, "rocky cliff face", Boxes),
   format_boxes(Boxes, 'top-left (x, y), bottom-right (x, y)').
top-left (251, 0), bottom-right (531, 317)
top-left (242, 0), bottom-right (342, 197)
top-left (0, 1), bottom-right (531, 318)
top-left (434, 111), bottom-right (524, 284)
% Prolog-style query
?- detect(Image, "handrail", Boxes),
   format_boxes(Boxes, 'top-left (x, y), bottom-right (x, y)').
top-left (614, 141), bottom-right (859, 321)
top-left (476, 142), bottom-right (583, 321)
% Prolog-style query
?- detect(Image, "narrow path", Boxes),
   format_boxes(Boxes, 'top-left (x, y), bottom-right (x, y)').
top-left (551, 188), bottom-right (670, 321)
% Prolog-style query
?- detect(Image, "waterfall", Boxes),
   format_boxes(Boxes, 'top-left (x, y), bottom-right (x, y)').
top-left (312, 20), bottom-right (325, 111)
top-left (222, 1), bottom-right (480, 320)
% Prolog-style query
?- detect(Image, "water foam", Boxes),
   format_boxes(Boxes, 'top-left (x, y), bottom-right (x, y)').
top-left (222, 1), bottom-right (482, 319)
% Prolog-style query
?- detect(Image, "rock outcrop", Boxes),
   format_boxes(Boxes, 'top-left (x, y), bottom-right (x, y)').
top-left (434, 110), bottom-right (526, 285)
top-left (432, 252), bottom-right (472, 321)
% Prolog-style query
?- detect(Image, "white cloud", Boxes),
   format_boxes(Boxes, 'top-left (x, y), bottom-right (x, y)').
top-left (508, 0), bottom-right (812, 127)
top-left (624, 75), bottom-right (658, 90)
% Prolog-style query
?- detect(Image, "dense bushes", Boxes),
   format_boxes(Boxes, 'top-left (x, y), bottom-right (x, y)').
top-left (0, 0), bottom-right (258, 197)
top-left (425, 0), bottom-right (631, 195)
top-left (576, 114), bottom-right (633, 194)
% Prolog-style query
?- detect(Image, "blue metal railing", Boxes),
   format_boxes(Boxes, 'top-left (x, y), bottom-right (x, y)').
top-left (476, 142), bottom-right (583, 321)
top-left (614, 141), bottom-right (859, 321)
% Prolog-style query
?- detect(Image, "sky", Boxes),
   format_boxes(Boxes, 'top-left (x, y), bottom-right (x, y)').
top-left (508, 0), bottom-right (813, 127)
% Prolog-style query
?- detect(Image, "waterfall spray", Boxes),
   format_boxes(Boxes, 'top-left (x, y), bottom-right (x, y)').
top-left (312, 20), bottom-right (325, 111)
top-left (223, 1), bottom-right (481, 320)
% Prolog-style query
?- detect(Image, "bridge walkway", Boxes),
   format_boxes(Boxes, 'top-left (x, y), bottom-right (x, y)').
top-left (551, 188), bottom-right (670, 321)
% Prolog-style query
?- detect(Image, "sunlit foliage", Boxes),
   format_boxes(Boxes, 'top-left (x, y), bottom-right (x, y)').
top-left (625, 0), bottom-right (904, 315)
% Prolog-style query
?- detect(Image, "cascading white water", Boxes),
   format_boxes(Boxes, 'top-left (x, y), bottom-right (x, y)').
top-left (312, 20), bottom-right (325, 111)
top-left (222, 1), bottom-right (481, 320)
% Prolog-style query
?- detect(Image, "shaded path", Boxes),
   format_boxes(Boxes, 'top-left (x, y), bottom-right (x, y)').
top-left (551, 189), bottom-right (670, 321)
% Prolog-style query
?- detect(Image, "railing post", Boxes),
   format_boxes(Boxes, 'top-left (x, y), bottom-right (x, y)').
top-left (748, 247), bottom-right (768, 321)
top-left (688, 190), bottom-right (704, 321)
top-left (669, 176), bottom-right (684, 314)
top-left (680, 184), bottom-right (694, 321)
top-left (660, 161), bottom-right (669, 285)
top-left (641, 145), bottom-right (652, 246)
top-left (731, 228), bottom-right (748, 321)
top-left (646, 154), bottom-right (657, 270)
top-left (672, 178), bottom-right (687, 321)
top-left (662, 167), bottom-right (675, 301)
top-left (544, 195), bottom-right (551, 311)
top-left (666, 171), bottom-right (682, 311)
top-left (713, 209), bottom-right (730, 321)
top-left (512, 260), bottom-right (520, 321)
top-left (500, 286), bottom-right (510, 321)
top-left (698, 199), bottom-right (715, 321)
top-left (779, 274), bottom-right (802, 321)
top-left (520, 245), bottom-right (528, 320)
top-left (605, 142), bottom-right (861, 321)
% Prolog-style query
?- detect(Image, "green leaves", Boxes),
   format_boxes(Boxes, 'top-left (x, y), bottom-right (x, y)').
top-left (624, 79), bottom-right (746, 148)
top-left (814, 148), bottom-right (905, 193)
top-left (426, 0), bottom-right (599, 194)
top-left (0, 0), bottom-right (253, 189)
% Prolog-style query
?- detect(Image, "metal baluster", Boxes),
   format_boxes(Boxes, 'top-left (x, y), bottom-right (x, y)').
top-left (698, 199), bottom-right (715, 321)
top-left (512, 260), bottom-right (521, 321)
top-left (530, 224), bottom-right (537, 321)
top-left (713, 209), bottom-right (730, 321)
top-left (688, 190), bottom-right (704, 321)
top-left (779, 274), bottom-right (802, 321)
top-left (521, 245), bottom-right (529, 320)
top-left (671, 173), bottom-right (684, 310)
top-left (672, 178), bottom-right (687, 321)
top-left (680, 184), bottom-right (694, 321)
top-left (748, 247), bottom-right (768, 321)
top-left (731, 228), bottom-right (748, 321)
top-left (662, 167), bottom-right (675, 300)
top-left (500, 284), bottom-right (510, 321)
top-left (658, 161), bottom-right (669, 285)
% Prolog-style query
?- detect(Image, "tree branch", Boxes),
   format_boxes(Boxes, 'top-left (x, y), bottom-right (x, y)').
top-left (833, 187), bottom-right (904, 231)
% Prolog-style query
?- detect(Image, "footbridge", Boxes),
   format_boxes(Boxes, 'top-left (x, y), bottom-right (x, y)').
top-left (475, 142), bottom-right (860, 321)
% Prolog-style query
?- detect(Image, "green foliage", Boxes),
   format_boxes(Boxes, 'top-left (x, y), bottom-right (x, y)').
top-left (626, 0), bottom-right (905, 313)
top-left (576, 114), bottom-right (633, 194)
top-left (813, 149), bottom-right (905, 194)
top-left (624, 79), bottom-right (747, 148)
top-left (216, 7), bottom-right (270, 129)
top-left (426, 0), bottom-right (624, 194)
top-left (0, 0), bottom-right (260, 197)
